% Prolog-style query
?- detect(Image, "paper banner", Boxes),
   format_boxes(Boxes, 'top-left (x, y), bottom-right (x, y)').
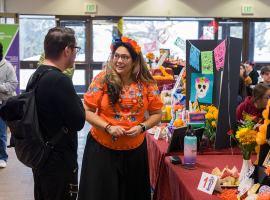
top-left (190, 73), bottom-right (214, 104)
top-left (207, 20), bottom-right (219, 34)
top-left (157, 30), bottom-right (170, 44)
top-left (199, 32), bottom-right (212, 40)
top-left (128, 34), bottom-right (137, 42)
top-left (214, 40), bottom-right (226, 71)
top-left (189, 45), bottom-right (200, 71)
top-left (144, 41), bottom-right (157, 52)
top-left (174, 37), bottom-right (186, 51)
top-left (166, 26), bottom-right (177, 37)
top-left (117, 18), bottom-right (125, 34)
top-left (201, 51), bottom-right (213, 74)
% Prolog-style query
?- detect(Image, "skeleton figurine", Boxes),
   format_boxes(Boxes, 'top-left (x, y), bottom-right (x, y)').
top-left (195, 77), bottom-right (210, 99)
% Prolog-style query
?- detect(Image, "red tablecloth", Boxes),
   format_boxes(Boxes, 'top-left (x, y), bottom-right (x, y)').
top-left (154, 154), bottom-right (257, 200)
top-left (146, 133), bottom-right (256, 199)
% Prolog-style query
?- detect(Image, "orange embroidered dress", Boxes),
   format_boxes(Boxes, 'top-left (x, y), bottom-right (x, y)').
top-left (84, 71), bottom-right (163, 150)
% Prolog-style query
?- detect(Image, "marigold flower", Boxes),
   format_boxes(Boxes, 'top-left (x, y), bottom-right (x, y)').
top-left (209, 107), bottom-right (217, 114)
top-left (212, 121), bottom-right (216, 128)
top-left (213, 111), bottom-right (218, 120)
top-left (205, 113), bottom-right (214, 120)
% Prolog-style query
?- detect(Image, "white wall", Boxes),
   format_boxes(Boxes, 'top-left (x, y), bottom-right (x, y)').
top-left (6, 0), bottom-right (270, 18)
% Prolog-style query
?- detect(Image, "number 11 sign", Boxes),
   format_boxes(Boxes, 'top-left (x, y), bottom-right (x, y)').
top-left (197, 172), bottom-right (222, 195)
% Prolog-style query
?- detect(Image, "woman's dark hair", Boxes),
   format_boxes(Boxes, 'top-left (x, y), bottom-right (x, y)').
top-left (0, 42), bottom-right (3, 61)
top-left (240, 63), bottom-right (248, 79)
top-left (245, 61), bottom-right (256, 69)
top-left (238, 75), bottom-right (246, 100)
top-left (252, 83), bottom-right (270, 103)
top-left (106, 42), bottom-right (138, 103)
top-left (44, 27), bottom-right (75, 61)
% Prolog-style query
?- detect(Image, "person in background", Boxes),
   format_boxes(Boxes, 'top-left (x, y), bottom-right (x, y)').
top-left (78, 36), bottom-right (163, 200)
top-left (37, 52), bottom-right (76, 79)
top-left (31, 27), bottom-right (85, 200)
top-left (260, 66), bottom-right (270, 87)
top-left (237, 75), bottom-right (247, 108)
top-left (0, 42), bottom-right (18, 168)
top-left (240, 63), bottom-right (252, 86)
top-left (245, 61), bottom-right (259, 85)
top-left (240, 63), bottom-right (252, 96)
top-left (236, 83), bottom-right (270, 128)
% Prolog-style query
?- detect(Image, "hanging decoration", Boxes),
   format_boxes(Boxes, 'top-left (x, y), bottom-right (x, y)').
top-left (199, 32), bottom-right (212, 40)
top-left (174, 37), bottom-right (186, 52)
top-left (144, 41), bottom-right (157, 52)
top-left (128, 34), bottom-right (138, 42)
top-left (190, 73), bottom-right (214, 104)
top-left (166, 25), bottom-right (177, 38)
top-left (214, 40), bottom-right (226, 71)
top-left (117, 18), bottom-right (125, 34)
top-left (157, 29), bottom-right (170, 44)
top-left (207, 20), bottom-right (219, 34)
top-left (189, 45), bottom-right (200, 71)
top-left (201, 51), bottom-right (214, 74)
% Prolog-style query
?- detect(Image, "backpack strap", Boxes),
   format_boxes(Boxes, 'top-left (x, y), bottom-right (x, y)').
top-left (45, 126), bottom-right (69, 148)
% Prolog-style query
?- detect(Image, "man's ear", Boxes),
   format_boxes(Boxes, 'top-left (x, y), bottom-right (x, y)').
top-left (63, 46), bottom-right (70, 57)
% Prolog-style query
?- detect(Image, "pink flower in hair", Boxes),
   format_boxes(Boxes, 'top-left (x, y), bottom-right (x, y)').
top-left (126, 39), bottom-right (133, 44)
top-left (195, 77), bottom-right (201, 83)
top-left (205, 78), bottom-right (210, 83)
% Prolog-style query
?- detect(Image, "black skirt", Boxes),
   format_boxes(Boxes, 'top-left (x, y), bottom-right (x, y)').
top-left (78, 132), bottom-right (151, 200)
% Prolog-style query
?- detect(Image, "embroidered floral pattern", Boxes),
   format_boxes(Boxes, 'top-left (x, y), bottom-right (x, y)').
top-left (147, 83), bottom-right (161, 101)
top-left (87, 72), bottom-right (105, 97)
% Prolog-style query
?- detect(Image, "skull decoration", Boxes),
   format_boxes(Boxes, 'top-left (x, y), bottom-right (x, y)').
top-left (195, 77), bottom-right (210, 98)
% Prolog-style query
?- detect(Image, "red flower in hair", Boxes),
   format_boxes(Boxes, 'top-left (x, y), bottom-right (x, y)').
top-left (130, 40), bottom-right (138, 49)
top-left (227, 130), bottom-right (233, 135)
top-left (126, 39), bottom-right (133, 44)
top-left (110, 44), bottom-right (114, 52)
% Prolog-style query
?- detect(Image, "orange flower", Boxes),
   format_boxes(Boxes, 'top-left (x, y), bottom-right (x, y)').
top-left (130, 40), bottom-right (138, 49)
top-left (121, 36), bottom-right (129, 43)
top-left (263, 109), bottom-right (269, 119)
top-left (260, 124), bottom-right (267, 135)
top-left (134, 46), bottom-right (141, 54)
top-left (110, 44), bottom-right (114, 51)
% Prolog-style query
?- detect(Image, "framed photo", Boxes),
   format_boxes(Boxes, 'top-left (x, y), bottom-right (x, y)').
top-left (160, 49), bottom-right (170, 59)
top-left (262, 150), bottom-right (270, 167)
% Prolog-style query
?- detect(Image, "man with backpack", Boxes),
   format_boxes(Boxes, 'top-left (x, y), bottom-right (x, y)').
top-left (0, 42), bottom-right (18, 168)
top-left (30, 27), bottom-right (85, 200)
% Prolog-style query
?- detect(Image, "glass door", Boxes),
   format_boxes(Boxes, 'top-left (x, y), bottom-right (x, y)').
top-left (57, 16), bottom-right (90, 97)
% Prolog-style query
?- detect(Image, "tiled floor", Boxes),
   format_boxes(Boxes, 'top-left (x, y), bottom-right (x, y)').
top-left (0, 123), bottom-right (91, 200)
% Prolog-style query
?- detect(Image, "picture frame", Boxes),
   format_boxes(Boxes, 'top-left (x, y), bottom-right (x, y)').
top-left (160, 49), bottom-right (170, 59)
top-left (262, 150), bottom-right (270, 167)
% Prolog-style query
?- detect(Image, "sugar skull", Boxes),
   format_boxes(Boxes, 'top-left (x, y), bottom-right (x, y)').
top-left (195, 77), bottom-right (210, 98)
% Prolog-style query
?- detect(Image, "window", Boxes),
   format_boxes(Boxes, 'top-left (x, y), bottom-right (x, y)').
top-left (92, 69), bottom-right (102, 81)
top-left (123, 18), bottom-right (214, 60)
top-left (19, 15), bottom-right (56, 61)
top-left (249, 22), bottom-right (270, 62)
top-left (60, 20), bottom-right (86, 62)
top-left (72, 69), bottom-right (86, 94)
top-left (218, 21), bottom-right (243, 40)
top-left (19, 69), bottom-right (35, 93)
top-left (92, 20), bottom-right (119, 62)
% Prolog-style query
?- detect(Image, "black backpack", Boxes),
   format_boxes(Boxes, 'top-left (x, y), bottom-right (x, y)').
top-left (0, 69), bottom-right (68, 169)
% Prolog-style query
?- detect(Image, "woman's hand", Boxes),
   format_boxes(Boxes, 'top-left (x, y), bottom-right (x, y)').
top-left (125, 126), bottom-right (142, 138)
top-left (254, 123), bottom-right (262, 129)
top-left (107, 126), bottom-right (126, 137)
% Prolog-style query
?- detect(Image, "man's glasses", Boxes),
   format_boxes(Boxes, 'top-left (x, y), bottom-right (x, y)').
top-left (113, 53), bottom-right (130, 62)
top-left (69, 46), bottom-right (81, 53)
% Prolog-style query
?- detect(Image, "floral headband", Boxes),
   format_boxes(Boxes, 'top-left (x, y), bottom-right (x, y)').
top-left (195, 77), bottom-right (210, 84)
top-left (110, 36), bottom-right (141, 54)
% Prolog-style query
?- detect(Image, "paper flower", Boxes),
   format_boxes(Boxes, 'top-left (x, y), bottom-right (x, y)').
top-left (265, 166), bottom-right (270, 175)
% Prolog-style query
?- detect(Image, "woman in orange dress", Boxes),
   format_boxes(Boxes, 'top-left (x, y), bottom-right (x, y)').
top-left (78, 36), bottom-right (163, 200)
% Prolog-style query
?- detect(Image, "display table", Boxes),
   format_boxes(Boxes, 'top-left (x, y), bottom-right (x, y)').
top-left (146, 133), bottom-right (256, 200)
top-left (154, 154), bottom-right (256, 200)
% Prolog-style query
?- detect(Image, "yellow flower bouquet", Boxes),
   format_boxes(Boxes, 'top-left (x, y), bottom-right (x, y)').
top-left (203, 105), bottom-right (218, 143)
top-left (227, 121), bottom-right (258, 160)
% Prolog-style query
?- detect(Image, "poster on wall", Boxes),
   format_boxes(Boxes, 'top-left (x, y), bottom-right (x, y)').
top-left (0, 24), bottom-right (20, 95)
top-left (190, 73), bottom-right (214, 104)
